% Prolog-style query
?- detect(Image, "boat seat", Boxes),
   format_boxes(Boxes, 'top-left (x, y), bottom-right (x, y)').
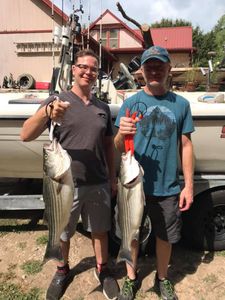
top-left (198, 93), bottom-right (225, 103)
top-left (8, 98), bottom-right (44, 104)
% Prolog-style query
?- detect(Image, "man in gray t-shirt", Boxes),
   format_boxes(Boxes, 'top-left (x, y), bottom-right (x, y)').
top-left (42, 90), bottom-right (113, 186)
top-left (20, 49), bottom-right (119, 300)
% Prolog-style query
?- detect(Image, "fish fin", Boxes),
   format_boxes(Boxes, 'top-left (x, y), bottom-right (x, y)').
top-left (43, 244), bottom-right (63, 264)
top-left (117, 248), bottom-right (134, 268)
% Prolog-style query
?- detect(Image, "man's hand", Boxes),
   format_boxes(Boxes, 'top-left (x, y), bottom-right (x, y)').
top-left (114, 115), bottom-right (141, 153)
top-left (47, 98), bottom-right (70, 123)
top-left (119, 115), bottom-right (140, 136)
top-left (179, 186), bottom-right (193, 211)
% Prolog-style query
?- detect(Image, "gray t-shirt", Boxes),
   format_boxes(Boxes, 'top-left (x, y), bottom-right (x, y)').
top-left (40, 91), bottom-right (113, 186)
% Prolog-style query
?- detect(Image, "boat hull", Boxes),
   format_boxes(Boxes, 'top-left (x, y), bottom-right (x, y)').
top-left (191, 117), bottom-right (225, 173)
top-left (0, 118), bottom-right (48, 178)
top-left (0, 92), bottom-right (225, 178)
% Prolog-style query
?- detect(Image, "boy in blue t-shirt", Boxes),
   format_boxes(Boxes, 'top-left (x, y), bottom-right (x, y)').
top-left (114, 46), bottom-right (194, 300)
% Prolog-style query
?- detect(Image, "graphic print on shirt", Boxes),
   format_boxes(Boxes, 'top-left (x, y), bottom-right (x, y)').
top-left (139, 105), bottom-right (176, 140)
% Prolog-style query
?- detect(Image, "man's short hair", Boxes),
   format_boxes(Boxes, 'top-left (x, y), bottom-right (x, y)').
top-left (74, 49), bottom-right (99, 65)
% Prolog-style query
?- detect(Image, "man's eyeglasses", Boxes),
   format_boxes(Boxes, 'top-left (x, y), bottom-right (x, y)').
top-left (75, 64), bottom-right (98, 74)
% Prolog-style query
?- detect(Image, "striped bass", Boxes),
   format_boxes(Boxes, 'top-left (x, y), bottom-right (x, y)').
top-left (116, 150), bottom-right (145, 267)
top-left (43, 138), bottom-right (74, 263)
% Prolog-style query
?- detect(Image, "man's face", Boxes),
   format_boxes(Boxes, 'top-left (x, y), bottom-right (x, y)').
top-left (141, 59), bottom-right (171, 88)
top-left (72, 55), bottom-right (98, 88)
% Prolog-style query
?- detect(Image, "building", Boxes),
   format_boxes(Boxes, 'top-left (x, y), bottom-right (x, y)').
top-left (0, 0), bottom-right (67, 86)
top-left (0, 0), bottom-right (115, 88)
top-left (89, 9), bottom-right (194, 77)
top-left (0, 1), bottom-right (194, 88)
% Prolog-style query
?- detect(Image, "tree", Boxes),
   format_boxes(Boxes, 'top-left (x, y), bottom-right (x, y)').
top-left (150, 16), bottom-right (225, 69)
top-left (213, 14), bottom-right (225, 67)
top-left (194, 14), bottom-right (225, 68)
top-left (151, 18), bottom-right (191, 28)
top-left (192, 26), bottom-right (205, 66)
top-left (193, 29), bottom-right (216, 67)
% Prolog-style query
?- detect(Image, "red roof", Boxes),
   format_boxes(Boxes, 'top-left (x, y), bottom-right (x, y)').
top-left (134, 27), bottom-right (193, 50)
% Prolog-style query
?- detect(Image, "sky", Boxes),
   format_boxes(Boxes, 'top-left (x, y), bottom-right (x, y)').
top-left (53, 0), bottom-right (225, 33)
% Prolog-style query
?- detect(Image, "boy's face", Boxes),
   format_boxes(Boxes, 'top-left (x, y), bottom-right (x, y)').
top-left (72, 55), bottom-right (98, 88)
top-left (141, 59), bottom-right (171, 88)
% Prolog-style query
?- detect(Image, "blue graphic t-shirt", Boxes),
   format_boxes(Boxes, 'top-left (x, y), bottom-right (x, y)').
top-left (115, 90), bottom-right (194, 196)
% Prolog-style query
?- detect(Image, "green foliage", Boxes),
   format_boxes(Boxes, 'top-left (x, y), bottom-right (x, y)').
top-left (21, 260), bottom-right (42, 275)
top-left (193, 30), bottom-right (217, 66)
top-left (151, 18), bottom-right (191, 28)
top-left (36, 234), bottom-right (48, 246)
top-left (192, 26), bottom-right (207, 66)
top-left (210, 70), bottom-right (219, 84)
top-left (214, 14), bottom-right (225, 66)
top-left (202, 273), bottom-right (218, 284)
top-left (195, 84), bottom-right (206, 91)
top-left (185, 67), bottom-right (198, 83)
top-left (0, 271), bottom-right (16, 282)
top-left (193, 14), bottom-right (225, 67)
top-left (18, 242), bottom-right (27, 250)
top-left (150, 14), bottom-right (225, 70)
top-left (215, 250), bottom-right (225, 257)
top-left (0, 219), bottom-right (18, 226)
top-left (0, 282), bottom-right (42, 300)
top-left (0, 219), bottom-right (20, 235)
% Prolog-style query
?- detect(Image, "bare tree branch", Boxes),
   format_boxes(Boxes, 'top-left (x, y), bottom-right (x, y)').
top-left (116, 2), bottom-right (154, 48)
top-left (116, 2), bottom-right (141, 29)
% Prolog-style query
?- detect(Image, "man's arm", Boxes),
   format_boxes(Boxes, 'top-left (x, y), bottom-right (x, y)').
top-left (179, 133), bottom-right (194, 211)
top-left (20, 106), bottom-right (49, 141)
top-left (104, 135), bottom-right (117, 197)
top-left (114, 131), bottom-right (125, 153)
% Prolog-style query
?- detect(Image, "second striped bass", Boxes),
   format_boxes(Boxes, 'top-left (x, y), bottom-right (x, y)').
top-left (116, 150), bottom-right (145, 267)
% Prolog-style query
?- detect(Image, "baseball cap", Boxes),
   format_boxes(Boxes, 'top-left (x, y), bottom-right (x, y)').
top-left (141, 46), bottom-right (170, 65)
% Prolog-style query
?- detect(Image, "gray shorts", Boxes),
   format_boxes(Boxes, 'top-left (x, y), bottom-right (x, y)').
top-left (60, 183), bottom-right (111, 242)
top-left (146, 194), bottom-right (182, 244)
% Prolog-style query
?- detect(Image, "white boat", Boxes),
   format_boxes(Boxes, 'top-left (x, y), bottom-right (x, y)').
top-left (175, 91), bottom-right (225, 173)
top-left (1, 89), bottom-right (225, 252)
top-left (0, 91), bottom-right (49, 178)
top-left (0, 90), bottom-right (225, 179)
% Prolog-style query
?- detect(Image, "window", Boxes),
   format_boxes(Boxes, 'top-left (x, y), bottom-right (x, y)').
top-left (99, 29), bottom-right (118, 48)
top-left (101, 31), bottom-right (107, 47)
top-left (109, 29), bottom-right (118, 48)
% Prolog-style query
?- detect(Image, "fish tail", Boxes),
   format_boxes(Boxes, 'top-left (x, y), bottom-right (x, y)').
top-left (117, 248), bottom-right (133, 267)
top-left (43, 244), bottom-right (63, 264)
